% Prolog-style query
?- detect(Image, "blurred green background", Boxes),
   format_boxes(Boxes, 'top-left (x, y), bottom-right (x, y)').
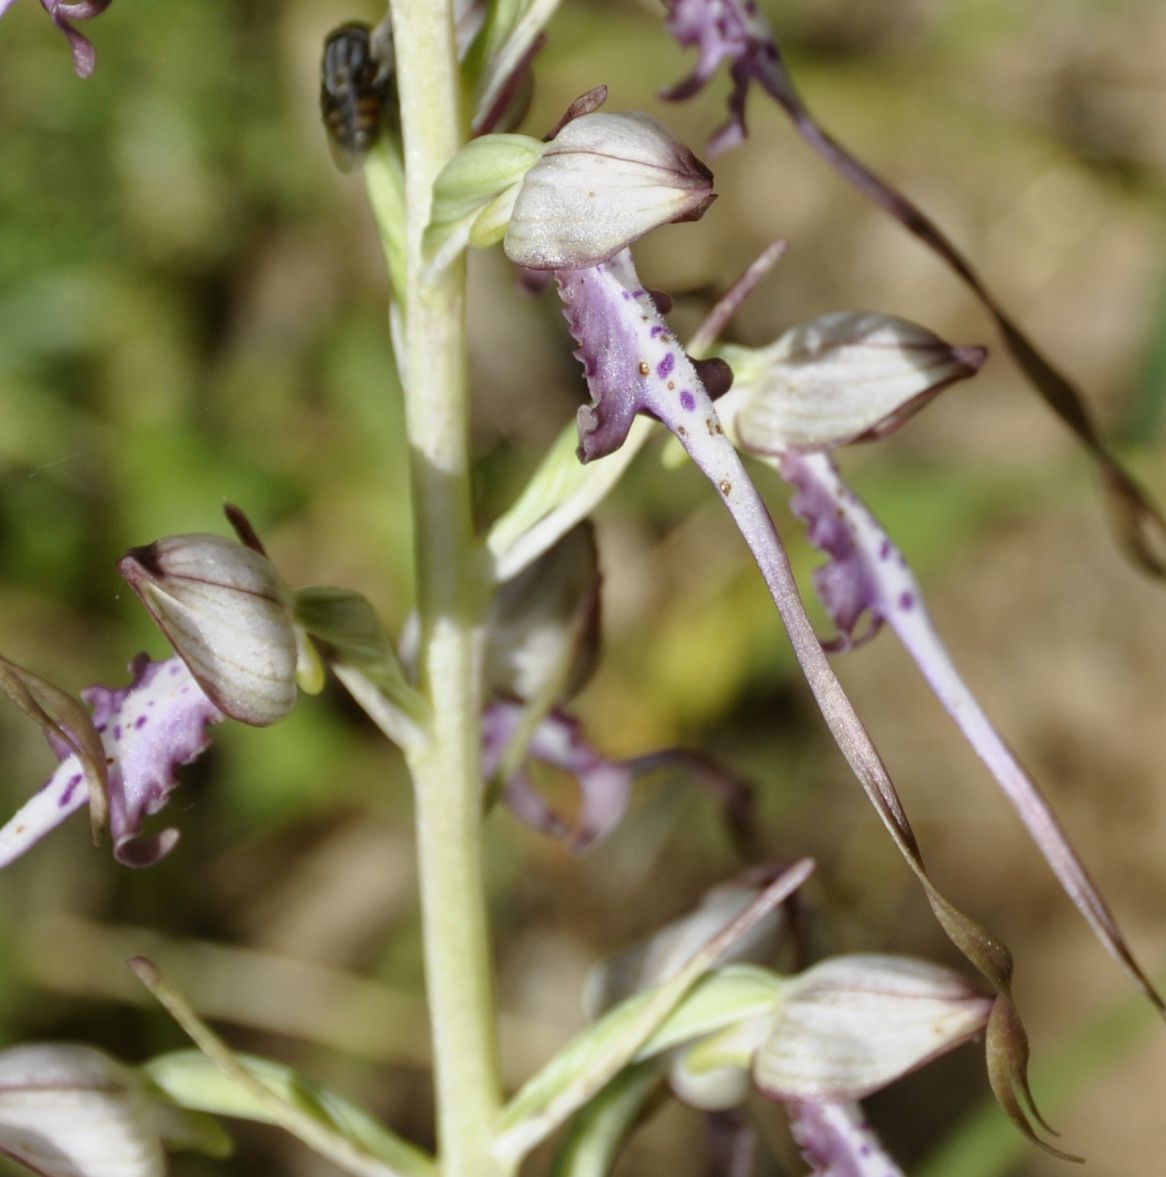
top-left (1, 0), bottom-right (1164, 1173)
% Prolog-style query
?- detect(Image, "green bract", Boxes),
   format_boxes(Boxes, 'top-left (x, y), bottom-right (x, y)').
top-left (424, 133), bottom-right (545, 276)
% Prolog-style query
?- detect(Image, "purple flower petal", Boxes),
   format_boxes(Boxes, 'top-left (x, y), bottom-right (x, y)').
top-left (484, 700), bottom-right (632, 850)
top-left (789, 1102), bottom-right (904, 1177)
top-left (556, 251), bottom-right (732, 463)
top-left (661, 0), bottom-right (778, 155)
top-left (39, 0), bottom-right (115, 78)
top-left (486, 699), bottom-right (758, 853)
top-left (0, 655), bottom-right (224, 870)
top-left (779, 448), bottom-right (1163, 1012)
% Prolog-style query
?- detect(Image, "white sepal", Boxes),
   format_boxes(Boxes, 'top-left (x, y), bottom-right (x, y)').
top-left (752, 954), bottom-right (991, 1102)
top-left (0, 1044), bottom-right (167, 1177)
top-left (119, 534), bottom-right (297, 726)
top-left (725, 312), bottom-right (984, 453)
top-left (504, 112), bottom-right (714, 270)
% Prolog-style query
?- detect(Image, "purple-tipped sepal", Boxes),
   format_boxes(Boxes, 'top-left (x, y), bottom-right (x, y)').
top-left (724, 312), bottom-right (985, 456)
top-left (119, 533), bottom-right (298, 727)
top-left (505, 109), bottom-right (715, 270)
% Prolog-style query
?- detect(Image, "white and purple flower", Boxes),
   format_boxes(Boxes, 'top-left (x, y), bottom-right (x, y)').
top-left (0, 529), bottom-right (298, 870)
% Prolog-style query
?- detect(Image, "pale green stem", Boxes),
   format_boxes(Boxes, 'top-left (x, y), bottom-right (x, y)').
top-left (386, 2), bottom-right (503, 1174)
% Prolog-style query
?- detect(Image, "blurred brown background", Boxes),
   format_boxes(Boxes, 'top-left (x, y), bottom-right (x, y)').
top-left (0, 0), bottom-right (1163, 1173)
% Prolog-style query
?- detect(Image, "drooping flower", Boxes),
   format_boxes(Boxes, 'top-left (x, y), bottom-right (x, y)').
top-left (581, 878), bottom-right (990, 1174)
top-left (657, 0), bottom-right (1166, 575)
top-left (483, 699), bottom-right (754, 854)
top-left (0, 529), bottom-right (300, 869)
top-left (0, 655), bottom-right (224, 869)
top-left (481, 524), bottom-right (754, 852)
top-left (719, 315), bottom-right (1163, 1015)
top-left (545, 244), bottom-right (1060, 1149)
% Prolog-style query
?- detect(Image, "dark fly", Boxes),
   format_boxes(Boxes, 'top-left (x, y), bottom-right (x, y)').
top-left (320, 21), bottom-right (394, 172)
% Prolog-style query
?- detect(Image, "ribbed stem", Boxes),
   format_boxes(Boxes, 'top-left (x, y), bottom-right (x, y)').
top-left (385, 2), bottom-right (503, 1173)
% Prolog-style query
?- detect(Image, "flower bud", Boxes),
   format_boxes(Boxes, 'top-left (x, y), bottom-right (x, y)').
top-left (119, 534), bottom-right (297, 726)
top-left (504, 111), bottom-right (715, 270)
top-left (425, 132), bottom-right (546, 274)
top-left (752, 954), bottom-right (991, 1102)
top-left (724, 312), bottom-right (985, 454)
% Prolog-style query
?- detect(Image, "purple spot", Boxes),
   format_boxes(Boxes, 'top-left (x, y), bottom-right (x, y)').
top-left (679, 390), bottom-right (696, 411)
top-left (879, 539), bottom-right (891, 560)
top-left (59, 772), bottom-right (84, 807)
top-left (656, 352), bottom-right (675, 380)
top-left (134, 714), bottom-right (148, 729)
top-left (860, 1144), bottom-right (872, 1157)
top-left (649, 325), bottom-right (664, 337)
top-left (169, 664), bottom-right (180, 676)
top-left (899, 591), bottom-right (915, 611)
top-left (113, 725), bottom-right (122, 740)
top-left (96, 723), bottom-right (107, 734)
top-left (620, 289), bottom-right (630, 300)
